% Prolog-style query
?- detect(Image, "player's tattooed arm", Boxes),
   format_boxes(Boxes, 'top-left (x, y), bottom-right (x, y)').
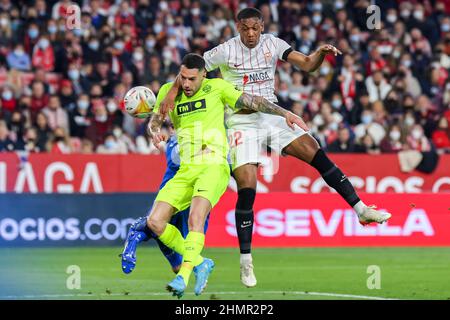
top-left (236, 93), bottom-right (309, 131)
top-left (287, 45), bottom-right (342, 72)
top-left (147, 113), bottom-right (165, 147)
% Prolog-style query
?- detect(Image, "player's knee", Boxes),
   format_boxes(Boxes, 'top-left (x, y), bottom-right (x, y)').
top-left (233, 165), bottom-right (257, 189)
top-left (147, 216), bottom-right (164, 236)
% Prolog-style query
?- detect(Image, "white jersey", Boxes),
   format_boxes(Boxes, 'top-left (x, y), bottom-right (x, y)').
top-left (203, 34), bottom-right (292, 103)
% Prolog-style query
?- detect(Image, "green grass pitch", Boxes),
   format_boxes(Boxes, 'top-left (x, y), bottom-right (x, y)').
top-left (1, 247), bottom-right (450, 300)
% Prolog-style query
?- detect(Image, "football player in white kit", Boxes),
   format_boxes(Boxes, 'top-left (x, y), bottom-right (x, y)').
top-left (157, 8), bottom-right (392, 288)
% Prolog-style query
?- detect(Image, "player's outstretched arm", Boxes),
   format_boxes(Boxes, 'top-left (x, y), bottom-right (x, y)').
top-left (287, 44), bottom-right (342, 72)
top-left (236, 93), bottom-right (309, 131)
top-left (147, 113), bottom-right (166, 147)
top-left (158, 74), bottom-right (182, 116)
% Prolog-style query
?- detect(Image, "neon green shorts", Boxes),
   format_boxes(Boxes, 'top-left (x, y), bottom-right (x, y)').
top-left (155, 164), bottom-right (230, 211)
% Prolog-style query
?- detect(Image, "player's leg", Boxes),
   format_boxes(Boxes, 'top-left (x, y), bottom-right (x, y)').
top-left (158, 210), bottom-right (212, 274)
top-left (146, 166), bottom-right (193, 260)
top-left (147, 200), bottom-right (190, 258)
top-left (227, 113), bottom-right (261, 287)
top-left (169, 164), bottom-right (229, 296)
top-left (157, 208), bottom-right (193, 274)
top-left (282, 133), bottom-right (392, 224)
top-left (232, 163), bottom-right (258, 287)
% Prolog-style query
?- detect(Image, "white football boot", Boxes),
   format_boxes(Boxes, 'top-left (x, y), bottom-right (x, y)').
top-left (358, 205), bottom-right (392, 226)
top-left (240, 258), bottom-right (257, 288)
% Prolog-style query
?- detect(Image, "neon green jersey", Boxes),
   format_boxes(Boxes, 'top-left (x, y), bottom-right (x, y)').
top-left (154, 78), bottom-right (243, 165)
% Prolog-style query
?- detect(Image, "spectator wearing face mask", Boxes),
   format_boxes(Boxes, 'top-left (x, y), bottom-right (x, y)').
top-left (70, 94), bottom-right (92, 138)
top-left (106, 37), bottom-right (132, 76)
top-left (83, 36), bottom-right (102, 64)
top-left (6, 43), bottom-right (31, 71)
top-left (276, 82), bottom-right (294, 110)
top-left (24, 23), bottom-right (40, 54)
top-left (105, 98), bottom-right (124, 128)
top-left (410, 4), bottom-right (439, 47)
top-left (111, 125), bottom-right (136, 153)
top-left (407, 124), bottom-right (432, 152)
top-left (96, 133), bottom-right (127, 154)
top-left (32, 36), bottom-right (55, 72)
top-left (1, 86), bottom-right (16, 112)
top-left (380, 124), bottom-right (405, 153)
top-left (128, 47), bottom-right (146, 80)
top-left (353, 109), bottom-right (386, 146)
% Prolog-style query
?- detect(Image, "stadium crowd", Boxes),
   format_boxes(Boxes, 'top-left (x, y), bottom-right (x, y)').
top-left (0, 0), bottom-right (449, 155)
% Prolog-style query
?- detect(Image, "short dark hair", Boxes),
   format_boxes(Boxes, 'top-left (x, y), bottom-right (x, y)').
top-left (237, 7), bottom-right (263, 21)
top-left (181, 53), bottom-right (205, 70)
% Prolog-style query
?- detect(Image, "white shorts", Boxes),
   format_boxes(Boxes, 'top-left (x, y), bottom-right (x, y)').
top-left (226, 112), bottom-right (308, 170)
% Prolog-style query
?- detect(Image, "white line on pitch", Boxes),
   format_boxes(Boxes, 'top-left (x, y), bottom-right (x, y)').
top-left (0, 290), bottom-right (398, 300)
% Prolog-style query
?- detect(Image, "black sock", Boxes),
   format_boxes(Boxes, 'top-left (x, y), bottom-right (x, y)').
top-left (235, 188), bottom-right (256, 254)
top-left (310, 149), bottom-right (360, 207)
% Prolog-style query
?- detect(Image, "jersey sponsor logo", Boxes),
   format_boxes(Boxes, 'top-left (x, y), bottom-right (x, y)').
top-left (176, 99), bottom-right (206, 115)
top-left (243, 71), bottom-right (271, 85)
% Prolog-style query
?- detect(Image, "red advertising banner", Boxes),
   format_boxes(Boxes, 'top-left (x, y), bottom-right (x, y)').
top-left (0, 153), bottom-right (166, 193)
top-left (206, 193), bottom-right (450, 247)
top-left (0, 153), bottom-right (449, 193)
top-left (253, 153), bottom-right (450, 194)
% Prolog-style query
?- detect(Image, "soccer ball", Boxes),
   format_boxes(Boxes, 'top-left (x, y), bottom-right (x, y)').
top-left (123, 86), bottom-right (156, 119)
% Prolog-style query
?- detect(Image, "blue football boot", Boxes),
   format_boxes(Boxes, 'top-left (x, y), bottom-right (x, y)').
top-left (120, 217), bottom-right (149, 274)
top-left (193, 258), bottom-right (215, 296)
top-left (166, 275), bottom-right (186, 299)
